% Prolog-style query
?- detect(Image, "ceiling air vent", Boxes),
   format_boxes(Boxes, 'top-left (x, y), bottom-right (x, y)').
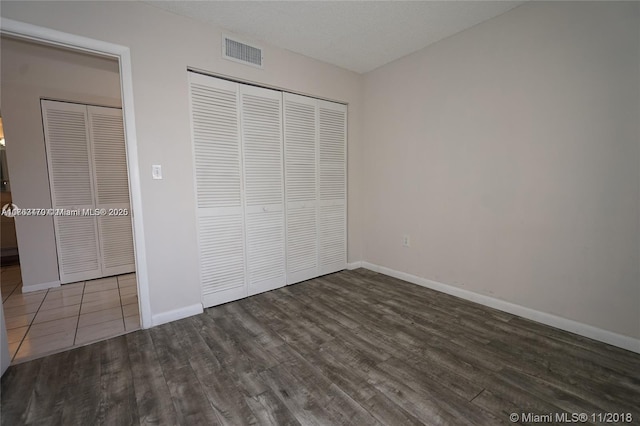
top-left (223, 35), bottom-right (263, 69)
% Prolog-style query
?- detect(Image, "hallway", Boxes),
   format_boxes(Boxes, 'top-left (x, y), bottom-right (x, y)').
top-left (2, 265), bottom-right (140, 364)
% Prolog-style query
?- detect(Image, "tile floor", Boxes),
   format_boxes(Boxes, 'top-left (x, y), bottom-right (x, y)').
top-left (1, 265), bottom-right (140, 364)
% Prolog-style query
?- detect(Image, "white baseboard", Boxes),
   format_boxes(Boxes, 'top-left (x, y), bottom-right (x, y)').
top-left (152, 303), bottom-right (203, 327)
top-left (21, 280), bottom-right (60, 293)
top-left (361, 262), bottom-right (640, 354)
top-left (346, 261), bottom-right (362, 270)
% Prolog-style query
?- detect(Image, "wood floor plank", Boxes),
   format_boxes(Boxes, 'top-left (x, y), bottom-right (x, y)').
top-left (192, 310), bottom-right (273, 397)
top-left (150, 323), bottom-right (220, 425)
top-left (2, 268), bottom-right (639, 425)
top-left (0, 358), bottom-right (43, 426)
top-left (259, 362), bottom-right (381, 426)
top-left (244, 389), bottom-right (302, 426)
top-left (379, 356), bottom-right (483, 402)
top-left (228, 299), bottom-right (417, 426)
top-left (125, 330), bottom-right (180, 426)
top-left (366, 363), bottom-right (491, 425)
top-left (172, 318), bottom-right (259, 426)
top-left (23, 350), bottom-right (72, 425)
top-left (471, 386), bottom-right (568, 422)
top-left (230, 298), bottom-right (383, 425)
top-left (295, 337), bottom-right (425, 425)
top-left (96, 336), bottom-right (139, 425)
top-left (60, 343), bottom-right (103, 425)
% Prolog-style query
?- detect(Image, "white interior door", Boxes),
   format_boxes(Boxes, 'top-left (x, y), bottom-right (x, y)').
top-left (188, 73), bottom-right (248, 308)
top-left (88, 105), bottom-right (135, 276)
top-left (240, 85), bottom-right (286, 295)
top-left (318, 100), bottom-right (347, 275)
top-left (283, 93), bottom-right (319, 284)
top-left (42, 100), bottom-right (102, 284)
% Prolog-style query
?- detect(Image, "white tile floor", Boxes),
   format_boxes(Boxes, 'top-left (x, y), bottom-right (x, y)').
top-left (1, 265), bottom-right (140, 364)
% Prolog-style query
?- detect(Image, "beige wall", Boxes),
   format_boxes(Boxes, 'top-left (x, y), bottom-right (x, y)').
top-left (1, 37), bottom-right (121, 289)
top-left (363, 1), bottom-right (640, 339)
top-left (0, 1), bottom-right (364, 316)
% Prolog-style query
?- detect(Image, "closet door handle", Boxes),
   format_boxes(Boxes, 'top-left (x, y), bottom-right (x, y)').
top-left (263, 206), bottom-right (269, 212)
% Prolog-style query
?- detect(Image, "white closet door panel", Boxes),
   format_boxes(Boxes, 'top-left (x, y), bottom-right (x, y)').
top-left (245, 208), bottom-right (285, 295)
top-left (190, 74), bottom-right (243, 209)
top-left (284, 93), bottom-right (319, 284)
top-left (199, 214), bottom-right (247, 306)
top-left (42, 100), bottom-right (102, 283)
top-left (318, 101), bottom-right (346, 201)
top-left (318, 100), bottom-right (347, 273)
top-left (88, 106), bottom-right (130, 205)
top-left (189, 73), bottom-right (247, 307)
top-left (97, 214), bottom-right (135, 276)
top-left (54, 215), bottom-right (102, 283)
top-left (240, 85), bottom-right (286, 294)
top-left (284, 93), bottom-right (317, 203)
top-left (285, 205), bottom-right (318, 284)
top-left (241, 85), bottom-right (284, 206)
top-left (88, 106), bottom-right (135, 276)
top-left (42, 101), bottom-right (95, 208)
top-left (318, 202), bottom-right (346, 275)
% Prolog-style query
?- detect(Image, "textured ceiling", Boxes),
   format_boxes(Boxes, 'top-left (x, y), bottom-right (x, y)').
top-left (146, 1), bottom-right (525, 74)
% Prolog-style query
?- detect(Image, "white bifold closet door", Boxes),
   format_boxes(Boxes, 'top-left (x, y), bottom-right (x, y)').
top-left (189, 72), bottom-right (346, 307)
top-left (88, 106), bottom-right (136, 276)
top-left (317, 100), bottom-right (347, 275)
top-left (42, 100), bottom-right (135, 284)
top-left (283, 93), bottom-right (318, 284)
top-left (43, 101), bottom-right (102, 283)
top-left (283, 95), bottom-right (347, 284)
top-left (189, 73), bottom-right (286, 308)
top-left (189, 74), bottom-right (248, 308)
top-left (240, 85), bottom-right (286, 296)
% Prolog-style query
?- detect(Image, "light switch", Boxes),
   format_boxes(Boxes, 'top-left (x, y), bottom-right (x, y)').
top-left (152, 165), bottom-right (163, 180)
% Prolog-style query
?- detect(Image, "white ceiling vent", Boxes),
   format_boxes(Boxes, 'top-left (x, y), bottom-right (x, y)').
top-left (223, 35), bottom-right (263, 69)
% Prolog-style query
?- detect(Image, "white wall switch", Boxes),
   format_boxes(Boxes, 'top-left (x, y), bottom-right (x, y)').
top-left (402, 234), bottom-right (410, 247)
top-left (152, 164), bottom-right (163, 180)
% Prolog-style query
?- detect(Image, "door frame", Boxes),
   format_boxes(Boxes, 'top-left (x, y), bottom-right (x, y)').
top-left (0, 17), bottom-right (152, 329)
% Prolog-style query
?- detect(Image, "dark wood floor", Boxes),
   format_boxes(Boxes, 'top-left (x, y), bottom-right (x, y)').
top-left (2, 269), bottom-right (639, 425)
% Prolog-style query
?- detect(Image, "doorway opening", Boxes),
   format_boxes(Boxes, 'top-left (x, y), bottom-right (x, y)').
top-left (0, 29), bottom-right (148, 364)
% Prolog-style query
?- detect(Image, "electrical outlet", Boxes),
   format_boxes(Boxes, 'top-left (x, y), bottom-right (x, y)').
top-left (402, 234), bottom-right (410, 247)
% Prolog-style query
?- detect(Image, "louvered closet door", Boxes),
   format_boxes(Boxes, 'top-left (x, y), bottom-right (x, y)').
top-left (318, 101), bottom-right (347, 275)
top-left (42, 100), bottom-right (102, 283)
top-left (283, 93), bottom-right (318, 284)
top-left (88, 106), bottom-right (135, 276)
top-left (188, 73), bottom-right (247, 308)
top-left (240, 85), bottom-right (286, 295)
